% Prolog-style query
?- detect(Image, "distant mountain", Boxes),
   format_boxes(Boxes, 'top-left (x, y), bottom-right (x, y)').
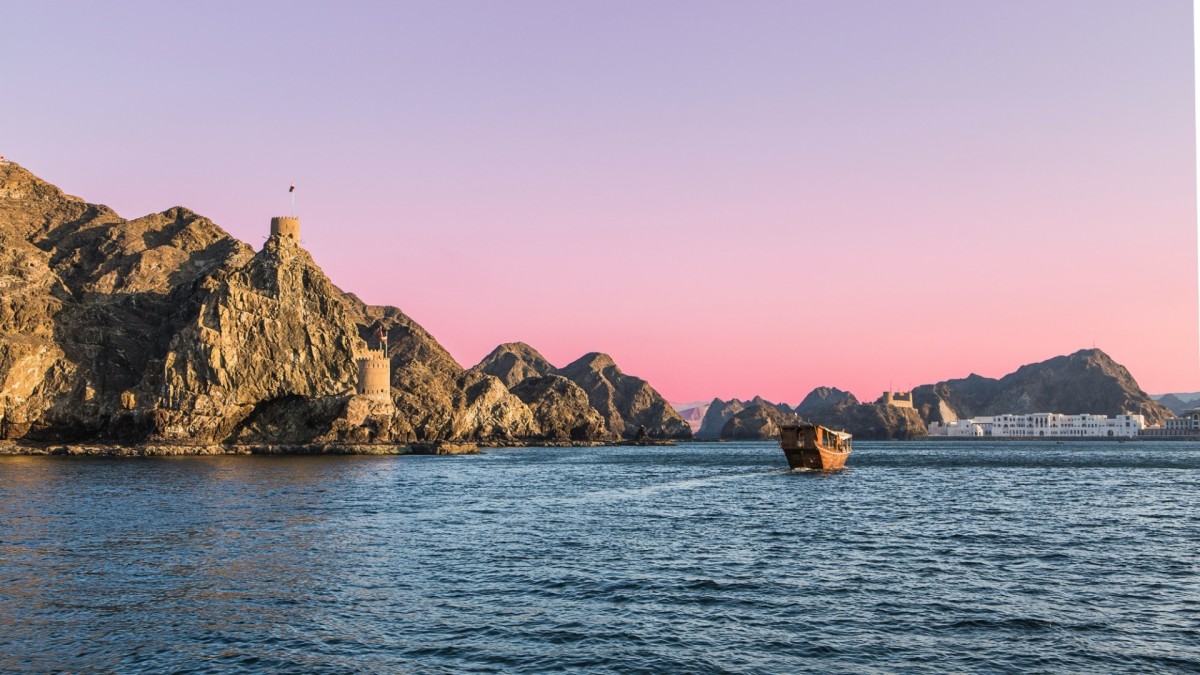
top-left (675, 403), bottom-right (710, 434)
top-left (912, 349), bottom-right (1171, 426)
top-left (1154, 394), bottom-right (1197, 416)
top-left (1151, 392), bottom-right (1200, 401)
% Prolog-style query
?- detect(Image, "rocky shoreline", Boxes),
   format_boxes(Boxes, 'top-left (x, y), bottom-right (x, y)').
top-left (0, 438), bottom-right (678, 457)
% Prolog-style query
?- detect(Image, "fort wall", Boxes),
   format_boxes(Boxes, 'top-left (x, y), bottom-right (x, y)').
top-left (881, 391), bottom-right (914, 409)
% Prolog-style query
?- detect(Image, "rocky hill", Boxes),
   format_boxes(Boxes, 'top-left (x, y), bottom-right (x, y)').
top-left (912, 349), bottom-right (1171, 426)
top-left (0, 163), bottom-right (686, 446)
top-left (554, 353), bottom-right (691, 439)
top-left (794, 387), bottom-right (858, 416)
top-left (799, 401), bottom-right (926, 440)
top-left (721, 402), bottom-right (801, 440)
top-left (696, 398), bottom-right (744, 438)
top-left (467, 342), bottom-right (691, 440)
top-left (509, 375), bottom-right (608, 441)
top-left (473, 342), bottom-right (555, 388)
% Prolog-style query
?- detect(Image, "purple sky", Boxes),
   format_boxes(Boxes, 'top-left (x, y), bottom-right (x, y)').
top-left (2, 0), bottom-right (1195, 403)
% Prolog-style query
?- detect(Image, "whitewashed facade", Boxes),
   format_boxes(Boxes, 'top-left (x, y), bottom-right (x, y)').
top-left (928, 413), bottom-right (1145, 438)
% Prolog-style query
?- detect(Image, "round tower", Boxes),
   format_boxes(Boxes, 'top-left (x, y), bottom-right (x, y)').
top-left (356, 349), bottom-right (392, 403)
top-left (270, 216), bottom-right (301, 240)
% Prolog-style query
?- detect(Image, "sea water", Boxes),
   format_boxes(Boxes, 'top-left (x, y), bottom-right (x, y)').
top-left (1, 441), bottom-right (1198, 672)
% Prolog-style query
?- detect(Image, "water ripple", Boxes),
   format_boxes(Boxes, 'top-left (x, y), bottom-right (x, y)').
top-left (1, 441), bottom-right (1198, 672)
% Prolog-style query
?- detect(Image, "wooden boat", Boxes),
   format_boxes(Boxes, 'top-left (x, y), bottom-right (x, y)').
top-left (778, 423), bottom-right (852, 470)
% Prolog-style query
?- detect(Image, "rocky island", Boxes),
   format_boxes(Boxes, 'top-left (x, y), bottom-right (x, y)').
top-left (0, 163), bottom-right (690, 453)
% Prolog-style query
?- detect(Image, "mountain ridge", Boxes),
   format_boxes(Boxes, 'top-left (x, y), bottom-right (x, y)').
top-left (0, 163), bottom-right (689, 446)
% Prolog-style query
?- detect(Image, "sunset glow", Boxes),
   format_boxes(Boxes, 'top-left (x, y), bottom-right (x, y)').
top-left (2, 0), bottom-right (1194, 402)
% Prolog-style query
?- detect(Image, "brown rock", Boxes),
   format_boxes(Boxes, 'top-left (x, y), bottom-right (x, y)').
top-left (510, 374), bottom-right (608, 441)
top-left (556, 352), bottom-right (691, 439)
top-left (471, 342), bottom-right (554, 388)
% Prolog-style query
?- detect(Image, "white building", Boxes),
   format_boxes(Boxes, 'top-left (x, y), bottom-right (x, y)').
top-left (928, 419), bottom-right (986, 437)
top-left (1163, 409), bottom-right (1200, 432)
top-left (928, 413), bottom-right (1145, 438)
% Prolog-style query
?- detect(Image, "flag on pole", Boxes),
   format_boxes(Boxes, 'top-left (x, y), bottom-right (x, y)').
top-left (289, 183), bottom-right (295, 193)
top-left (378, 327), bottom-right (388, 352)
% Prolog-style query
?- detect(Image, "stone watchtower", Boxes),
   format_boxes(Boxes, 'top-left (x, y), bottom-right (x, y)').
top-left (357, 327), bottom-right (393, 404)
top-left (270, 216), bottom-right (301, 240)
top-left (356, 350), bottom-right (392, 403)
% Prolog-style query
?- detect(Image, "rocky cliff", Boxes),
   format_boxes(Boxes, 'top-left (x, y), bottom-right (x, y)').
top-left (555, 352), bottom-right (691, 439)
top-left (912, 349), bottom-right (1171, 426)
top-left (0, 163), bottom-right (682, 446)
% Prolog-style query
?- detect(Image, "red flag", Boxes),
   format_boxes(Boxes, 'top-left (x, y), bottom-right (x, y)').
top-left (289, 183), bottom-right (295, 193)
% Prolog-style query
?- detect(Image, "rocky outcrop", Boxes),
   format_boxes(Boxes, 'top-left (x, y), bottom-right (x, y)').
top-left (794, 387), bottom-right (858, 416)
top-left (145, 233), bottom-right (362, 442)
top-left (697, 398), bottom-right (744, 438)
top-left (721, 403), bottom-right (801, 440)
top-left (471, 342), bottom-right (554, 388)
top-left (912, 349), bottom-right (1171, 426)
top-left (802, 402), bottom-right (926, 440)
top-left (510, 375), bottom-right (608, 441)
top-left (556, 352), bottom-right (691, 439)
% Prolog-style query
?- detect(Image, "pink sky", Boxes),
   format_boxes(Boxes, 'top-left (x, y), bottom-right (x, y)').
top-left (2, 0), bottom-right (1195, 403)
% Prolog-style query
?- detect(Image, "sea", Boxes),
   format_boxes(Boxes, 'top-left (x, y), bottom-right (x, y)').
top-left (1, 441), bottom-right (1198, 673)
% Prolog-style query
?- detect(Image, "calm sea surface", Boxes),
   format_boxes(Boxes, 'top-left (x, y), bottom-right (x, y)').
top-left (1, 441), bottom-right (1198, 673)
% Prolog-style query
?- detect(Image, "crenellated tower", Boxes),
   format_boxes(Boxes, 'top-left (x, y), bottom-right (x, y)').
top-left (270, 216), bottom-right (301, 240)
top-left (356, 327), bottom-right (393, 404)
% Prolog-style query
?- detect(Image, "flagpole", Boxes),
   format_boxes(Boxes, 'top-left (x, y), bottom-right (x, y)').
top-left (291, 181), bottom-right (295, 217)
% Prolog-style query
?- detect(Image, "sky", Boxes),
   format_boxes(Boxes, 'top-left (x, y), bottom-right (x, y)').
top-left (1, 0), bottom-right (1195, 404)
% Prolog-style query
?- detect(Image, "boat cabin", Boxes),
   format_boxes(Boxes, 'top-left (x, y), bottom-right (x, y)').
top-left (780, 423), bottom-right (852, 453)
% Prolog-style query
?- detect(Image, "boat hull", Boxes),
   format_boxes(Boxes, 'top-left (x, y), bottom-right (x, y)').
top-left (782, 445), bottom-right (850, 471)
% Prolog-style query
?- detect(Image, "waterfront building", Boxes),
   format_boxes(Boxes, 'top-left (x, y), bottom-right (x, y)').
top-left (928, 413), bottom-right (1145, 438)
top-left (1163, 409), bottom-right (1200, 431)
top-left (1140, 409), bottom-right (1200, 438)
